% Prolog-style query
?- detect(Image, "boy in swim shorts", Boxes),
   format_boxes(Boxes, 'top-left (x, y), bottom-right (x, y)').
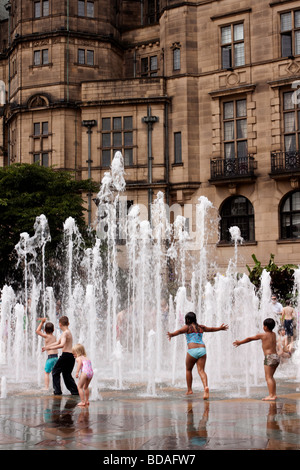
top-left (281, 299), bottom-right (296, 346)
top-left (42, 316), bottom-right (79, 396)
top-left (233, 318), bottom-right (280, 401)
top-left (36, 318), bottom-right (58, 390)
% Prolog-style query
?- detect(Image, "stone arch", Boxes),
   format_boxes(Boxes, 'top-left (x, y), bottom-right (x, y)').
top-left (279, 190), bottom-right (300, 240)
top-left (27, 94), bottom-right (50, 109)
top-left (219, 195), bottom-right (255, 243)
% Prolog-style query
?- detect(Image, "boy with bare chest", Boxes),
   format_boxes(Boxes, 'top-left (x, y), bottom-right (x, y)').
top-left (281, 300), bottom-right (295, 344)
top-left (42, 316), bottom-right (78, 396)
top-left (233, 318), bottom-right (280, 401)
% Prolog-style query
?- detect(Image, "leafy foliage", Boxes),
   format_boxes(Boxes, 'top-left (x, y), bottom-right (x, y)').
top-left (0, 163), bottom-right (98, 287)
top-left (246, 253), bottom-right (297, 301)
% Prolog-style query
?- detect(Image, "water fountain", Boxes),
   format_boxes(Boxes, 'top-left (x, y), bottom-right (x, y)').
top-left (0, 151), bottom-right (299, 397)
top-left (1, 376), bottom-right (6, 399)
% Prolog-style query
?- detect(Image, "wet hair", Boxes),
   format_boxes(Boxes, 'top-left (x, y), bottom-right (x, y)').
top-left (185, 312), bottom-right (197, 325)
top-left (263, 318), bottom-right (276, 331)
top-left (59, 315), bottom-right (69, 326)
top-left (72, 343), bottom-right (87, 357)
top-left (44, 322), bottom-right (54, 334)
top-left (185, 312), bottom-right (202, 334)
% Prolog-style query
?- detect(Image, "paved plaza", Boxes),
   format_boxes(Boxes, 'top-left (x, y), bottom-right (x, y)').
top-left (0, 377), bottom-right (299, 454)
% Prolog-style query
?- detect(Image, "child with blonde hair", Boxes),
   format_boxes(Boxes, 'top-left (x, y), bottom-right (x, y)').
top-left (72, 344), bottom-right (94, 407)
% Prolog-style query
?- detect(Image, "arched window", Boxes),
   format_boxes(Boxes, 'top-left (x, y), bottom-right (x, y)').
top-left (280, 191), bottom-right (300, 240)
top-left (220, 196), bottom-right (255, 242)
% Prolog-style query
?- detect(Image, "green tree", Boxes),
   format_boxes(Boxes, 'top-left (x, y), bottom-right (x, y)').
top-left (0, 163), bottom-right (98, 287)
top-left (247, 253), bottom-right (297, 301)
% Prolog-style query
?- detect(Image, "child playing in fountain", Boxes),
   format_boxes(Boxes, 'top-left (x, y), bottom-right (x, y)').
top-left (42, 316), bottom-right (79, 396)
top-left (36, 318), bottom-right (58, 390)
top-left (233, 318), bottom-right (280, 401)
top-left (281, 299), bottom-right (296, 346)
top-left (277, 327), bottom-right (293, 360)
top-left (72, 343), bottom-right (94, 407)
top-left (167, 312), bottom-right (229, 400)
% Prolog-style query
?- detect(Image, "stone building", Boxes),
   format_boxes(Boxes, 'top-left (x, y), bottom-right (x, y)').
top-left (0, 0), bottom-right (300, 272)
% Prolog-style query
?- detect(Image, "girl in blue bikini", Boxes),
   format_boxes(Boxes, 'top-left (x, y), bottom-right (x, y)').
top-left (167, 312), bottom-right (228, 399)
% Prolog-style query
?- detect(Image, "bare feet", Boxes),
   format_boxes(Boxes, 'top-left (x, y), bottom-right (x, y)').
top-left (203, 387), bottom-right (209, 400)
top-left (77, 402), bottom-right (86, 407)
top-left (186, 390), bottom-right (193, 395)
top-left (262, 395), bottom-right (277, 401)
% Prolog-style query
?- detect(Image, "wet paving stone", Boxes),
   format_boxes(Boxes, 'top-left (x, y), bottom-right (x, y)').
top-left (0, 379), bottom-right (300, 452)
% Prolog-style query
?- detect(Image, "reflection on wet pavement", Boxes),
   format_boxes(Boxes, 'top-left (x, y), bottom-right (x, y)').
top-left (0, 379), bottom-right (300, 451)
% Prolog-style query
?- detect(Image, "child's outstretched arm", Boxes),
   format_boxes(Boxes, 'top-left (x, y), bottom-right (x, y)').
top-left (233, 333), bottom-right (262, 348)
top-left (203, 323), bottom-right (229, 333)
top-left (167, 325), bottom-right (188, 341)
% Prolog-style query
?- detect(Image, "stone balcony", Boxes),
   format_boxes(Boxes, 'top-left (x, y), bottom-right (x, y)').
top-left (270, 151), bottom-right (300, 176)
top-left (209, 155), bottom-right (257, 186)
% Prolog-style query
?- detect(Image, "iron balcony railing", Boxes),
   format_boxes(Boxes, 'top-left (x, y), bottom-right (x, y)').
top-left (210, 155), bottom-right (256, 180)
top-left (270, 151), bottom-right (300, 174)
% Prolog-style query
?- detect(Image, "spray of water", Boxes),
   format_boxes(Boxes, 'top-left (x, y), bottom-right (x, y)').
top-left (0, 151), bottom-right (299, 397)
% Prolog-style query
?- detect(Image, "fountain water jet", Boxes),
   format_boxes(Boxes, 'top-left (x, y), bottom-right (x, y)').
top-left (1, 376), bottom-right (7, 398)
top-left (147, 330), bottom-right (156, 396)
top-left (0, 151), bottom-right (298, 396)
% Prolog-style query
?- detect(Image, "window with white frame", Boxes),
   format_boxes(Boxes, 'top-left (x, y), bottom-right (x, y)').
top-left (33, 121), bottom-right (49, 166)
top-left (140, 55), bottom-right (158, 77)
top-left (280, 10), bottom-right (300, 57)
top-left (173, 48), bottom-right (181, 71)
top-left (34, 49), bottom-right (49, 66)
top-left (34, 121), bottom-right (48, 136)
top-left (34, 152), bottom-right (49, 166)
top-left (223, 98), bottom-right (247, 159)
top-left (34, 0), bottom-right (49, 18)
top-left (78, 0), bottom-right (94, 17)
top-left (101, 116), bottom-right (133, 167)
top-left (78, 49), bottom-right (94, 66)
top-left (221, 23), bottom-right (245, 69)
top-left (282, 90), bottom-right (300, 152)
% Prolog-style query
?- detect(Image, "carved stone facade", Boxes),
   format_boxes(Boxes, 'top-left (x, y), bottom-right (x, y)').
top-left (0, 0), bottom-right (300, 271)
